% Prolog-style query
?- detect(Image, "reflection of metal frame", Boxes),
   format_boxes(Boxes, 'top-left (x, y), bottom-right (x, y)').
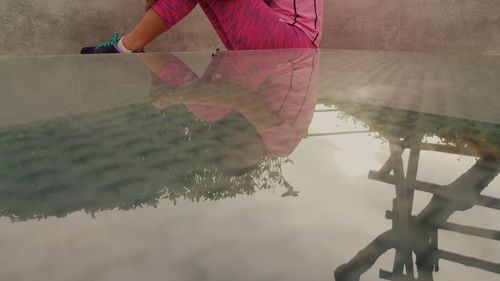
top-left (335, 136), bottom-right (500, 281)
top-left (370, 137), bottom-right (421, 280)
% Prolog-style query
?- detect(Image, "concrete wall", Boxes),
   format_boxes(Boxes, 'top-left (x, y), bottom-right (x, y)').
top-left (1, 0), bottom-right (499, 56)
top-left (323, 0), bottom-right (500, 54)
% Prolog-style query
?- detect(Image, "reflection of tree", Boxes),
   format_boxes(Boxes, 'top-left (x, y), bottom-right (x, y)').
top-left (0, 104), bottom-right (295, 222)
top-left (329, 101), bottom-right (500, 160)
top-left (162, 154), bottom-right (295, 204)
top-left (331, 101), bottom-right (500, 281)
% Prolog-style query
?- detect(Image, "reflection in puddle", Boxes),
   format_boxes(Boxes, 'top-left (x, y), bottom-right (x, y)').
top-left (0, 49), bottom-right (499, 281)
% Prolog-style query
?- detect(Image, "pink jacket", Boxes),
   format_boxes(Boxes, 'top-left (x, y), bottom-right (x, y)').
top-left (268, 0), bottom-right (323, 46)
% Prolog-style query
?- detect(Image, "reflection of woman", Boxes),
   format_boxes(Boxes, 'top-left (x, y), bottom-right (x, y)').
top-left (146, 48), bottom-right (320, 158)
top-left (81, 0), bottom-right (323, 54)
top-left (0, 49), bottom-right (319, 221)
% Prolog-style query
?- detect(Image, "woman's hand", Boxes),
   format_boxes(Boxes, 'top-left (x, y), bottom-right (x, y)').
top-left (145, 0), bottom-right (158, 12)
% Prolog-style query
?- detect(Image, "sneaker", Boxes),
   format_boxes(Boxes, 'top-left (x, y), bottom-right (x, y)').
top-left (80, 32), bottom-right (144, 54)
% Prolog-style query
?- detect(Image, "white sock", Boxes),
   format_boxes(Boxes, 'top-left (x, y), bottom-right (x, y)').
top-left (116, 37), bottom-right (133, 53)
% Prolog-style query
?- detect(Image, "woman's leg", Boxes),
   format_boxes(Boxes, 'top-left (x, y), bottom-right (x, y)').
top-left (150, 0), bottom-right (314, 50)
top-left (198, 0), bottom-right (315, 50)
top-left (121, 0), bottom-right (314, 51)
top-left (121, 9), bottom-right (169, 51)
top-left (122, 0), bottom-right (199, 51)
top-left (125, 0), bottom-right (233, 50)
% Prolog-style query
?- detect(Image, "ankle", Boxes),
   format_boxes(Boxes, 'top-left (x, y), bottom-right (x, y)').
top-left (122, 35), bottom-right (145, 51)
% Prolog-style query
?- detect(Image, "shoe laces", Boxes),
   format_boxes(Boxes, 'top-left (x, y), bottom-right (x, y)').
top-left (96, 32), bottom-right (119, 48)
